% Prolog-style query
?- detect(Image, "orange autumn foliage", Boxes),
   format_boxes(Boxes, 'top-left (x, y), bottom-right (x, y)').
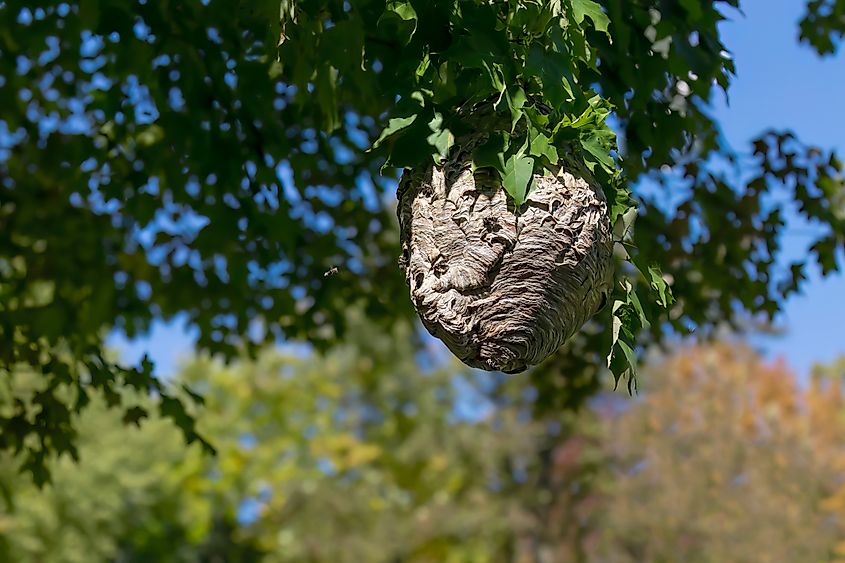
top-left (592, 343), bottom-right (845, 562)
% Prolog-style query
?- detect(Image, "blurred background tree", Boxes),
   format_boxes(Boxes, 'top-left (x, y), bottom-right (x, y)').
top-left (0, 315), bottom-right (542, 562)
top-left (2, 321), bottom-right (845, 561)
top-left (597, 344), bottom-right (842, 563)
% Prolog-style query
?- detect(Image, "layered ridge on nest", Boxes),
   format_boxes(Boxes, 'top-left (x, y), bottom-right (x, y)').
top-left (398, 156), bottom-right (614, 373)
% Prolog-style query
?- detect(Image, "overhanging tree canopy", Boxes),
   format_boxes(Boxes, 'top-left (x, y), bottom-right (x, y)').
top-left (1, 0), bottom-right (844, 481)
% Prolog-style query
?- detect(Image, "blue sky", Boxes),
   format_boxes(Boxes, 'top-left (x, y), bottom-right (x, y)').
top-left (710, 0), bottom-right (845, 376)
top-left (110, 0), bottom-right (845, 379)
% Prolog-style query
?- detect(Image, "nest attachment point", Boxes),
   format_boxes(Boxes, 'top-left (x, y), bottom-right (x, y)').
top-left (398, 156), bottom-right (614, 374)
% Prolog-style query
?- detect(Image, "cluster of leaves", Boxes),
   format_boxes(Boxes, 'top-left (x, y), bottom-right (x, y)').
top-left (534, 128), bottom-right (845, 397)
top-left (801, 0), bottom-right (845, 55)
top-left (637, 132), bottom-right (845, 329)
top-left (594, 0), bottom-right (739, 175)
top-left (367, 0), bottom-right (618, 203)
top-left (0, 0), bottom-right (406, 480)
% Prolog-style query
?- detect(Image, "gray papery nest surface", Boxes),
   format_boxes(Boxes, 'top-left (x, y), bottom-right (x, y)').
top-left (398, 145), bottom-right (614, 374)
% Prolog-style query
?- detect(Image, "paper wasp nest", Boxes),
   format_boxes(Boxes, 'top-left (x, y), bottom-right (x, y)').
top-left (397, 150), bottom-right (614, 373)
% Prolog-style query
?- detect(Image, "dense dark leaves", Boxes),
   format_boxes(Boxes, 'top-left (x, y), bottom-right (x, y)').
top-left (531, 129), bottom-right (845, 408)
top-left (801, 0), bottom-right (845, 55)
top-left (594, 0), bottom-right (739, 175)
top-left (637, 131), bottom-right (845, 336)
top-left (0, 0), bottom-right (405, 481)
